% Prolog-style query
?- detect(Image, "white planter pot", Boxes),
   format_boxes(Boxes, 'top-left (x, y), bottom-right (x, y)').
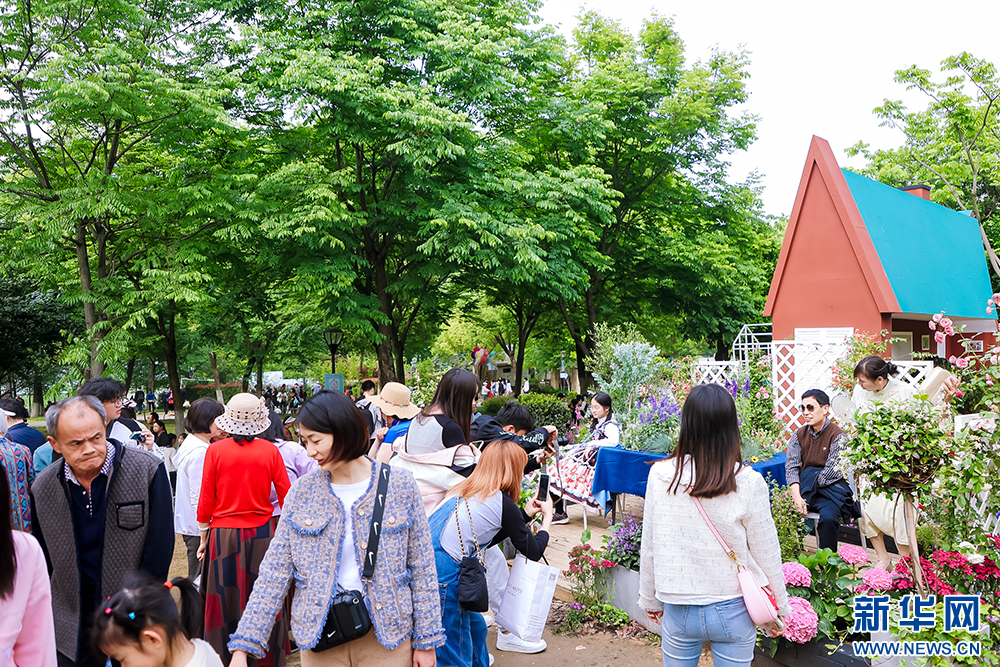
top-left (608, 566), bottom-right (660, 635)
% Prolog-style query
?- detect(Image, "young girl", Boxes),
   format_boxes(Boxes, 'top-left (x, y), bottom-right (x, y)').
top-left (92, 573), bottom-right (223, 667)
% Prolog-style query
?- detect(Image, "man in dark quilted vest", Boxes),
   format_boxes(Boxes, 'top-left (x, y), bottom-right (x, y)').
top-left (30, 395), bottom-right (173, 667)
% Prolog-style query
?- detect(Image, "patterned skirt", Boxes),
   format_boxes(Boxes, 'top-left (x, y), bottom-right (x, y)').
top-left (550, 445), bottom-right (602, 509)
top-left (203, 522), bottom-right (289, 666)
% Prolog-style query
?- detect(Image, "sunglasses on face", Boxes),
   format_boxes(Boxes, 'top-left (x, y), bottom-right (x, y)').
top-left (798, 403), bottom-right (820, 413)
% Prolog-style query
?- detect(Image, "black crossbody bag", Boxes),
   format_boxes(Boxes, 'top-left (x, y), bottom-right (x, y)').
top-left (313, 464), bottom-right (391, 652)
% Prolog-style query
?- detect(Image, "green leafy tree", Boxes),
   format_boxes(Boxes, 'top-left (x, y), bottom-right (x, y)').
top-left (530, 12), bottom-right (767, 383)
top-left (228, 0), bottom-right (611, 384)
top-left (848, 53), bottom-right (1000, 278)
top-left (0, 0), bottom-right (236, 382)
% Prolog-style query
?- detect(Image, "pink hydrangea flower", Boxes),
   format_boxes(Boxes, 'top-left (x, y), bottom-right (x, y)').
top-left (957, 358), bottom-right (970, 369)
top-left (935, 332), bottom-right (946, 345)
top-left (784, 596), bottom-right (819, 644)
top-left (838, 544), bottom-right (869, 565)
top-left (860, 567), bottom-right (894, 592)
top-left (782, 561), bottom-right (812, 587)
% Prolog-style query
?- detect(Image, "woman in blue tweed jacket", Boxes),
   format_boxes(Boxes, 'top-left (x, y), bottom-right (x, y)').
top-left (228, 392), bottom-right (444, 667)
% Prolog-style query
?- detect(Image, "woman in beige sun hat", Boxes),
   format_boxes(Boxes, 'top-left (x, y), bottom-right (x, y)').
top-left (196, 393), bottom-right (292, 665)
top-left (367, 382), bottom-right (420, 460)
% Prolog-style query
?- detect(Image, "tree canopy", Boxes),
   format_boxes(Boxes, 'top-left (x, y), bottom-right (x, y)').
top-left (0, 0), bottom-right (781, 403)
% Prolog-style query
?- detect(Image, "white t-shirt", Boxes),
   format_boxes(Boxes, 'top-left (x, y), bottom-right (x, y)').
top-left (331, 473), bottom-right (373, 593)
top-left (182, 638), bottom-right (224, 667)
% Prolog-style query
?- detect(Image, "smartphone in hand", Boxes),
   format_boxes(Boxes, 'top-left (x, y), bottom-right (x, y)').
top-left (537, 473), bottom-right (549, 502)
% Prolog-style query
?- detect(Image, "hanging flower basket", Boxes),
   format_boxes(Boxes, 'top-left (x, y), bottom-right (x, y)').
top-left (842, 399), bottom-right (950, 498)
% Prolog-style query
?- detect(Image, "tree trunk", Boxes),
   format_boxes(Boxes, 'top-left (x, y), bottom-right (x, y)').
top-left (75, 220), bottom-right (105, 379)
top-left (256, 356), bottom-right (264, 397)
top-left (31, 376), bottom-right (43, 418)
top-left (209, 352), bottom-right (224, 402)
top-left (124, 358), bottom-right (136, 394)
top-left (159, 302), bottom-right (186, 437)
top-left (148, 360), bottom-right (156, 392)
top-left (714, 330), bottom-right (731, 361)
top-left (558, 296), bottom-right (596, 392)
top-left (392, 329), bottom-right (406, 384)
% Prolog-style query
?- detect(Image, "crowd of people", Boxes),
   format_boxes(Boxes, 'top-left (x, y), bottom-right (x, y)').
top-left (3, 356), bottom-right (936, 667)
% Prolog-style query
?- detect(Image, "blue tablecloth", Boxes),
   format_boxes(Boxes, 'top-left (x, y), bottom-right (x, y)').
top-left (591, 448), bottom-right (787, 503)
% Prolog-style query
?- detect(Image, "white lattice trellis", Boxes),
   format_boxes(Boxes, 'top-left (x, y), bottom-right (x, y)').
top-left (693, 360), bottom-right (743, 386)
top-left (771, 342), bottom-right (933, 431)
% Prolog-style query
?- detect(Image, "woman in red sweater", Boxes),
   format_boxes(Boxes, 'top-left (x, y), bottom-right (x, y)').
top-left (197, 393), bottom-right (291, 666)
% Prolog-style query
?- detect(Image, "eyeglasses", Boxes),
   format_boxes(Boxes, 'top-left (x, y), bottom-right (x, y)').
top-left (798, 404), bottom-right (818, 413)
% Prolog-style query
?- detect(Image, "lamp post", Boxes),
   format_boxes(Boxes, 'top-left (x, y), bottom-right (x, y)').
top-left (323, 328), bottom-right (345, 373)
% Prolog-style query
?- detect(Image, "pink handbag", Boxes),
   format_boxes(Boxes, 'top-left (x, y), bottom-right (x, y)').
top-left (689, 493), bottom-right (779, 626)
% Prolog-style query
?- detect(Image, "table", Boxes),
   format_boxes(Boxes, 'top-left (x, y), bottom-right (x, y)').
top-left (591, 448), bottom-right (787, 522)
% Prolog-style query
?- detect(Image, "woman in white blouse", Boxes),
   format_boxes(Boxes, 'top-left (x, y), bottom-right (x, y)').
top-left (639, 383), bottom-right (788, 666)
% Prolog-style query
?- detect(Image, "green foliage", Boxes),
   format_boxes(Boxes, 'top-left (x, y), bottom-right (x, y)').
top-left (518, 393), bottom-right (572, 430)
top-left (602, 514), bottom-right (642, 572)
top-left (479, 396), bottom-right (509, 417)
top-left (921, 419), bottom-right (1000, 552)
top-left (588, 603), bottom-right (630, 628)
top-left (590, 323), bottom-right (665, 421)
top-left (785, 548), bottom-right (858, 643)
top-left (769, 482), bottom-right (807, 563)
top-left (846, 400), bottom-right (950, 497)
top-left (564, 538), bottom-right (617, 609)
top-left (886, 598), bottom-right (1000, 665)
top-left (184, 384), bottom-right (243, 403)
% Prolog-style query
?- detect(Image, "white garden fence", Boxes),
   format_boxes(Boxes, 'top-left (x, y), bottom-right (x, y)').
top-left (692, 325), bottom-right (933, 432)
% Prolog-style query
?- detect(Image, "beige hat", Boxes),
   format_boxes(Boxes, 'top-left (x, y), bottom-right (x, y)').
top-left (215, 393), bottom-right (271, 436)
top-left (370, 382), bottom-right (420, 419)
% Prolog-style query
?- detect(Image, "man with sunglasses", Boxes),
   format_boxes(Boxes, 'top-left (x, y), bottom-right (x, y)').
top-left (784, 389), bottom-right (861, 550)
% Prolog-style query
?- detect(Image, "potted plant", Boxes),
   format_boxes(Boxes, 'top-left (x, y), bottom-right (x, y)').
top-left (598, 515), bottom-right (657, 632)
top-left (843, 398), bottom-right (951, 594)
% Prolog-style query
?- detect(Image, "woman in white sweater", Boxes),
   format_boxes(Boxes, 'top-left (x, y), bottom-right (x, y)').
top-left (639, 383), bottom-right (789, 666)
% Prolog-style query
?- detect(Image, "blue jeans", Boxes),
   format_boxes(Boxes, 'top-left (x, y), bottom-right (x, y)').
top-left (428, 501), bottom-right (490, 667)
top-left (660, 598), bottom-right (756, 667)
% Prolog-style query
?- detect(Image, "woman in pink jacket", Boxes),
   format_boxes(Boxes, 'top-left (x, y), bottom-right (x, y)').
top-left (0, 465), bottom-right (56, 666)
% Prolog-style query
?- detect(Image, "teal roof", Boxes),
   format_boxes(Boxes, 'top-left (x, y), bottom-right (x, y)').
top-left (841, 169), bottom-right (995, 320)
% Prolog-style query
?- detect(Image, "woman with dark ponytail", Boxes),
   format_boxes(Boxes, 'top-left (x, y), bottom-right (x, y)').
top-left (92, 572), bottom-right (222, 667)
top-left (0, 465), bottom-right (56, 666)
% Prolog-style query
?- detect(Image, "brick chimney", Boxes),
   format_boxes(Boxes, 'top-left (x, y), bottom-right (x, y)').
top-left (900, 184), bottom-right (931, 200)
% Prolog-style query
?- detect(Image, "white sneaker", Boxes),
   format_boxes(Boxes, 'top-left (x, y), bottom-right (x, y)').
top-left (496, 630), bottom-right (547, 654)
top-left (489, 654), bottom-right (495, 666)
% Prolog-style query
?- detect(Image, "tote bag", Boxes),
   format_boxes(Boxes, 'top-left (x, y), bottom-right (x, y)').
top-left (495, 554), bottom-right (560, 643)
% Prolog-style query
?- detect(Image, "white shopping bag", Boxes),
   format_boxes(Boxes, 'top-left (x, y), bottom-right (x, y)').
top-left (495, 554), bottom-right (560, 643)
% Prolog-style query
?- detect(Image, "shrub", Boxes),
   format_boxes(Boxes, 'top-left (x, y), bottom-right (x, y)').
top-left (479, 395), bottom-right (508, 416)
top-left (519, 393), bottom-right (571, 430)
top-left (770, 482), bottom-right (807, 563)
top-left (602, 514), bottom-right (642, 572)
top-left (185, 383), bottom-right (243, 403)
top-left (589, 603), bottom-right (630, 628)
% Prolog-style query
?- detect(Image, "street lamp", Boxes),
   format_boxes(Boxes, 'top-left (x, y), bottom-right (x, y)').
top-left (323, 328), bottom-right (345, 373)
